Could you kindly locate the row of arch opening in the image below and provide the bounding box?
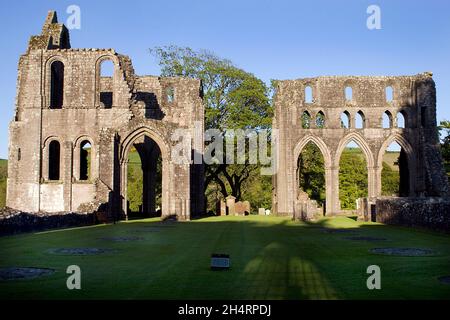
[300,110,410,129]
[46,139,93,181]
[295,135,412,213]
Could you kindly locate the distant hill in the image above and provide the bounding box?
[0,159,7,209]
[383,151,400,172]
[345,148,399,171]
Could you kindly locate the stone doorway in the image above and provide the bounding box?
[120,129,170,220]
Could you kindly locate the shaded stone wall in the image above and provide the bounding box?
[273,73,449,216]
[375,197,450,232]
[0,209,95,236]
[6,11,205,221]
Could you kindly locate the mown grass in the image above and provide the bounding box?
[0,215,449,300]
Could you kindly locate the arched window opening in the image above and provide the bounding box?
[297,142,326,215]
[355,111,365,129]
[99,59,114,109]
[50,61,64,109]
[301,111,312,129]
[80,141,92,181]
[339,140,368,210]
[48,140,61,181]
[345,86,353,101]
[397,111,406,128]
[381,141,409,197]
[341,111,351,129]
[386,86,394,102]
[316,111,325,128]
[382,111,393,128]
[305,86,313,103]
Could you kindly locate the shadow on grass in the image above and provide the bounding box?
[0,215,449,300]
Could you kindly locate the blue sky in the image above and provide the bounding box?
[0,0,449,158]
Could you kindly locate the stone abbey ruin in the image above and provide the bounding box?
[4,11,450,231]
[272,74,449,223]
[6,11,204,221]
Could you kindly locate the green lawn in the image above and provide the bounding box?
[0,215,449,300]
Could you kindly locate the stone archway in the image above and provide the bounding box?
[376,134,416,197]
[334,132,375,213]
[294,135,333,214]
[119,127,171,219]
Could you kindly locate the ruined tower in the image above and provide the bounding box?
[7,11,205,220]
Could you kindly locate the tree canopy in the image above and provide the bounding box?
[151,46,272,207]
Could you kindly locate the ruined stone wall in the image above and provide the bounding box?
[0,209,95,236]
[273,73,449,216]
[375,197,450,232]
[6,11,205,221]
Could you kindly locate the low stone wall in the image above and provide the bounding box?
[375,197,450,232]
[0,208,97,236]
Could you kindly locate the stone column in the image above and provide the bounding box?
[63,141,73,212]
[368,166,377,198]
[374,165,383,197]
[325,166,333,215]
[329,166,340,215]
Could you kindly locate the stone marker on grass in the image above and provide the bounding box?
[211,254,230,270]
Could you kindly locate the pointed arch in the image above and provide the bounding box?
[120,126,170,164]
[377,133,416,196]
[294,135,331,215]
[397,110,407,128]
[294,135,332,168]
[120,126,171,218]
[336,133,374,210]
[355,110,366,129]
[341,111,351,128]
[315,111,325,128]
[335,132,374,168]
[377,134,414,170]
[382,110,393,128]
[301,110,312,129]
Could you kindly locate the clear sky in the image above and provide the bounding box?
[0,0,449,158]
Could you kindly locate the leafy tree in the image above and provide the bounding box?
[297,143,325,204]
[126,148,163,213]
[381,161,400,196]
[339,148,368,209]
[439,120,450,164]
[127,149,143,212]
[151,46,272,202]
